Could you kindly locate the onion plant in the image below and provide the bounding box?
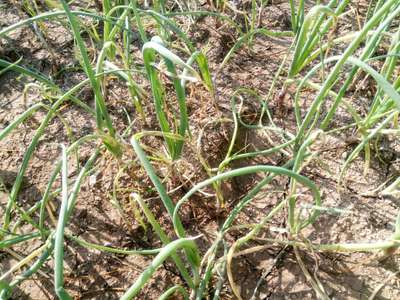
[142,36,210,160]
[1,0,400,299]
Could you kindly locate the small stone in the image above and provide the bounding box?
[89,175,97,186]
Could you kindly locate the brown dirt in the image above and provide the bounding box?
[1,0,400,299]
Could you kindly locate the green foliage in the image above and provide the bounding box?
[1,0,400,299]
